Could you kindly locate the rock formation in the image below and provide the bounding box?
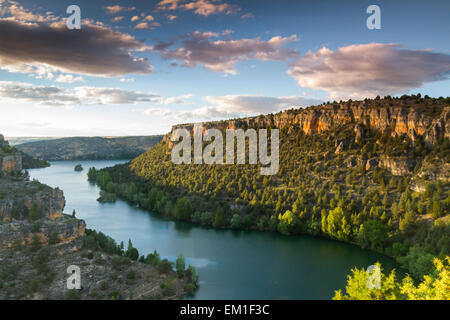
[0,134,85,248]
[169,98,450,146]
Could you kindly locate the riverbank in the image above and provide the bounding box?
[29,160,407,299]
[88,160,449,280]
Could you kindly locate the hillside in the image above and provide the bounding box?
[89,95,449,284]
[6,137,58,146]
[16,135,164,161]
[0,136,198,300]
[1,134,49,170]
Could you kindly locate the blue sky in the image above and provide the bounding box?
[0,0,449,136]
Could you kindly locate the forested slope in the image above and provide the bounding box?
[89,95,450,292]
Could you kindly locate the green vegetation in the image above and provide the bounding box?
[334,257,449,300]
[84,229,198,290]
[21,152,50,169]
[16,135,164,161]
[89,131,449,279]
[28,203,41,222]
[74,164,83,172]
[88,96,449,299]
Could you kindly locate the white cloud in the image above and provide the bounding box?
[288,43,450,99]
[175,95,322,121]
[161,94,193,105]
[144,108,172,117]
[157,0,240,17]
[74,87,161,105]
[105,5,136,14]
[134,22,149,29]
[143,15,155,21]
[1,0,59,23]
[0,81,80,105]
[155,32,299,74]
[0,81,161,106]
[55,74,84,83]
[111,16,124,22]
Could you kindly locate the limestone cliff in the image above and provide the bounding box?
[1,134,22,175]
[169,97,449,146]
[0,135,85,248]
[0,215,86,249]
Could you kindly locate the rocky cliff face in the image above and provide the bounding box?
[169,98,450,146]
[0,174,85,248]
[0,134,22,175]
[0,134,85,249]
[0,154,22,175]
[0,180,65,222]
[0,215,85,249]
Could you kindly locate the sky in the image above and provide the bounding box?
[0,0,449,137]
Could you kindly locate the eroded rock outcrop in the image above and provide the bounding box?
[0,154,22,175]
[169,98,450,147]
[0,135,85,249]
[0,215,85,249]
[380,156,416,176]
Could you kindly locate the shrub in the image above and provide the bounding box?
[111,256,131,271]
[175,254,186,278]
[28,203,41,222]
[65,289,81,300]
[158,259,173,274]
[127,269,136,280]
[145,250,160,266]
[48,232,60,245]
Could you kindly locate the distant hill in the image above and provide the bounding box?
[15,136,164,161]
[6,137,58,146]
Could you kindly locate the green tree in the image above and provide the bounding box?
[399,210,417,235]
[175,254,186,278]
[230,214,242,229]
[334,257,449,300]
[357,219,388,252]
[431,201,443,219]
[125,239,139,261]
[175,198,193,221]
[213,207,226,228]
[28,203,41,222]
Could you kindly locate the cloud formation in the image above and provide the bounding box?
[0,82,161,106]
[0,19,153,77]
[154,32,299,74]
[288,43,450,99]
[157,0,240,17]
[1,0,59,22]
[0,81,80,106]
[55,74,84,83]
[161,94,193,105]
[174,95,321,120]
[105,5,136,14]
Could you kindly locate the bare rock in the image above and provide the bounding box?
[335,141,345,154]
[380,156,416,176]
[0,154,22,175]
[365,159,379,171]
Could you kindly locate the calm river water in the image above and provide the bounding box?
[28,160,401,300]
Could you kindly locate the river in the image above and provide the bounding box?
[28,160,401,300]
